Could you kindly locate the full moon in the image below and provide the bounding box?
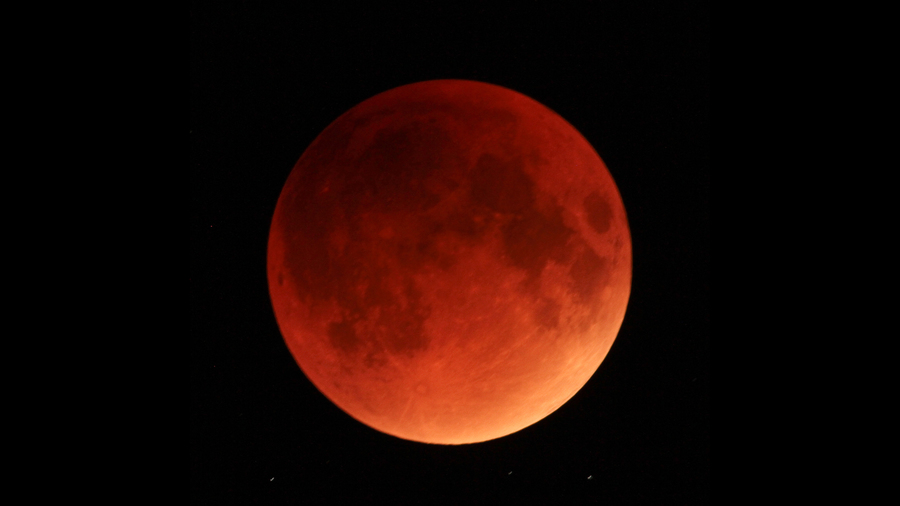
[267,80,631,445]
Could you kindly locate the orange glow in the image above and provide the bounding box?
[267,80,631,444]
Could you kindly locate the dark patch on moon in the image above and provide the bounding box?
[282,116,485,368]
[534,297,562,329]
[355,120,461,213]
[315,256,433,366]
[501,207,574,280]
[468,152,576,283]
[584,191,613,235]
[462,146,603,328]
[412,236,456,272]
[569,247,608,303]
[365,276,432,357]
[363,348,388,370]
[470,154,536,214]
[328,319,360,353]
[443,210,489,239]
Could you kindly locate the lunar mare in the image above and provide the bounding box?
[267,80,631,444]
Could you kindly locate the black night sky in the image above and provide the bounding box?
[191,2,709,504]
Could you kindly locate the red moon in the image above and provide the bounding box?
[267,80,631,445]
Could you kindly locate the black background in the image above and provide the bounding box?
[191,2,709,504]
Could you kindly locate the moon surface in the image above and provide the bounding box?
[267,80,631,445]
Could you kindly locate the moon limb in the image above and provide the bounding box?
[267,80,631,444]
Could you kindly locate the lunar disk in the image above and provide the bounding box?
[267,80,631,445]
